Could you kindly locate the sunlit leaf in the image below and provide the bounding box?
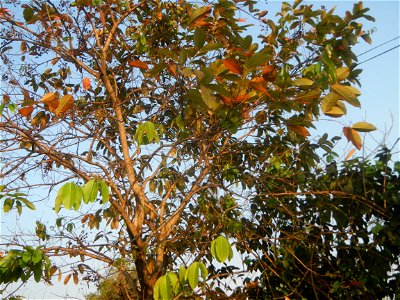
[188,5,211,25]
[55,94,74,116]
[82,77,91,91]
[345,148,357,160]
[351,121,377,132]
[18,105,34,118]
[223,59,244,75]
[128,60,149,70]
[287,124,310,137]
[343,127,362,150]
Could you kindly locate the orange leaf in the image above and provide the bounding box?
[219,94,234,106]
[18,106,34,118]
[41,92,59,112]
[236,18,246,22]
[343,127,362,150]
[167,60,178,77]
[345,148,357,161]
[223,59,243,75]
[82,77,91,91]
[64,274,71,285]
[262,65,277,82]
[128,60,149,70]
[55,95,74,117]
[235,93,251,104]
[287,124,310,137]
[249,77,270,96]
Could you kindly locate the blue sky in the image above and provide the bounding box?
[1,1,399,299]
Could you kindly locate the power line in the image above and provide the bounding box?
[357,36,400,57]
[357,44,400,66]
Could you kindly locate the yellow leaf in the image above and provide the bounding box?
[351,121,377,132]
[336,67,350,81]
[55,94,74,117]
[223,58,243,75]
[295,89,321,104]
[331,84,361,105]
[41,92,59,112]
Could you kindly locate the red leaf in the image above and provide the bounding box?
[18,105,34,118]
[128,60,149,70]
[223,59,244,75]
[82,77,91,91]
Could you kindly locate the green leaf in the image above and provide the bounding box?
[179,266,187,285]
[22,251,32,263]
[98,180,110,204]
[186,262,200,290]
[20,198,36,210]
[200,85,221,111]
[293,78,314,87]
[351,121,377,132]
[55,182,82,212]
[194,28,206,49]
[32,261,42,282]
[3,198,14,213]
[211,236,232,263]
[153,277,161,300]
[159,275,172,299]
[23,7,35,23]
[245,51,272,69]
[31,249,42,264]
[82,179,99,204]
[188,6,211,25]
[166,272,180,295]
[0,184,5,192]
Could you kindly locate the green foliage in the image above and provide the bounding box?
[237,147,400,299]
[55,180,109,213]
[0,247,50,285]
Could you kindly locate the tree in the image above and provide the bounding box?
[0,0,387,298]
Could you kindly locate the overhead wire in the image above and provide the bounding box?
[357,44,400,66]
[357,35,400,57]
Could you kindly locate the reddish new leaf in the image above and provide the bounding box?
[223,59,244,75]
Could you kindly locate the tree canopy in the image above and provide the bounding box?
[1,0,398,299]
